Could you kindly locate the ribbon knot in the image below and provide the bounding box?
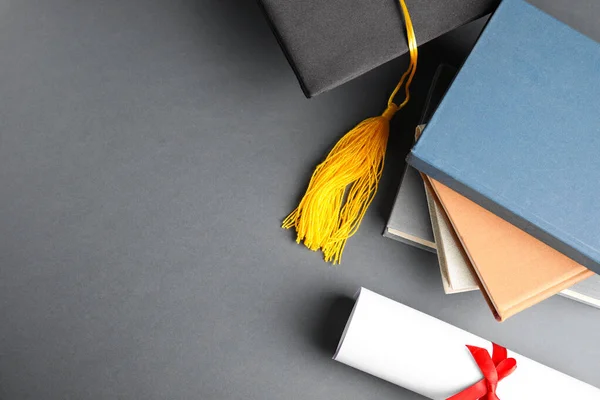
[447,343,517,400]
[486,381,498,399]
[381,103,399,120]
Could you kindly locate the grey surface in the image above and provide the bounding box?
[0,1,598,399]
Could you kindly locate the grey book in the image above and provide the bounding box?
[383,65,457,252]
[384,164,436,253]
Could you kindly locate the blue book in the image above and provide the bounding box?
[408,0,600,273]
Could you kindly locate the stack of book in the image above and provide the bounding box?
[386,0,600,321]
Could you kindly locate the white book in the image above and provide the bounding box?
[560,275,600,308]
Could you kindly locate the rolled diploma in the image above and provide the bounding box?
[333,288,599,399]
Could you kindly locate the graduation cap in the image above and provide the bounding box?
[258,0,497,97]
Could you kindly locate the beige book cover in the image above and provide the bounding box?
[426,177,594,321]
[423,179,478,294]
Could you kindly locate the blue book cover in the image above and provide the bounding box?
[407,0,600,273]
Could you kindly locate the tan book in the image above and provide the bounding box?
[425,176,594,321]
[424,178,600,308]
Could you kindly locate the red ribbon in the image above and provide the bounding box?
[446,343,517,400]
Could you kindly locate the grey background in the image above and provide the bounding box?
[0,1,598,399]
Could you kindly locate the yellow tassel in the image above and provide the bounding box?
[283,0,418,264]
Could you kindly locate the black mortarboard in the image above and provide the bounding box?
[258,0,497,97]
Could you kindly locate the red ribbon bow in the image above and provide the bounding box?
[447,343,517,400]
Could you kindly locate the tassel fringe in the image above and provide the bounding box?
[282,106,395,264]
